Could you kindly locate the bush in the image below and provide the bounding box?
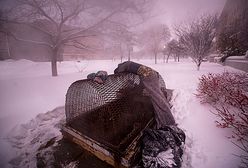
[196,72,248,167]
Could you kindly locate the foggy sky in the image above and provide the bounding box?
[0,0,227,36]
[0,0,227,27]
[153,0,227,27]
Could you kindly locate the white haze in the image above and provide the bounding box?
[153,0,226,25]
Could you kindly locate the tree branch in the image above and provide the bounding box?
[6,31,53,48]
[61,10,119,43]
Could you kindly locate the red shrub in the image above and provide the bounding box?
[197,72,248,167]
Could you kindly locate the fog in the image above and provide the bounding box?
[148,0,226,27]
[0,0,227,29]
[0,0,227,63]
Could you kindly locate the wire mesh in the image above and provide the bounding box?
[65,73,166,152]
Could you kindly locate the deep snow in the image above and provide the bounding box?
[0,58,243,168]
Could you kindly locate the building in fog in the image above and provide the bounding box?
[0,21,53,61]
[0,20,105,61]
[216,0,248,56]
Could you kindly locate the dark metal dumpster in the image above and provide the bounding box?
[62,73,156,167]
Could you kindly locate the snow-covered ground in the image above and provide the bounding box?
[0,58,243,167]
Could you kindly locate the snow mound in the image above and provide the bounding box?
[7,106,65,168]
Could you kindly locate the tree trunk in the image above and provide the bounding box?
[177,54,179,62]
[51,47,58,76]
[197,62,201,71]
[155,53,157,64]
[119,43,123,63]
[121,53,123,63]
[166,52,171,63]
[6,33,11,58]
[128,48,131,61]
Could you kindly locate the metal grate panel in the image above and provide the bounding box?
[64,72,169,153]
[65,73,142,123]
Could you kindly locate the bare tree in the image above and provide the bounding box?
[1,0,153,76]
[165,39,184,63]
[140,24,170,64]
[175,15,217,70]
[110,25,137,62]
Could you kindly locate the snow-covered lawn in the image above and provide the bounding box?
[0,59,243,167]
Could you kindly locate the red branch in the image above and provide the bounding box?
[196,72,248,167]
